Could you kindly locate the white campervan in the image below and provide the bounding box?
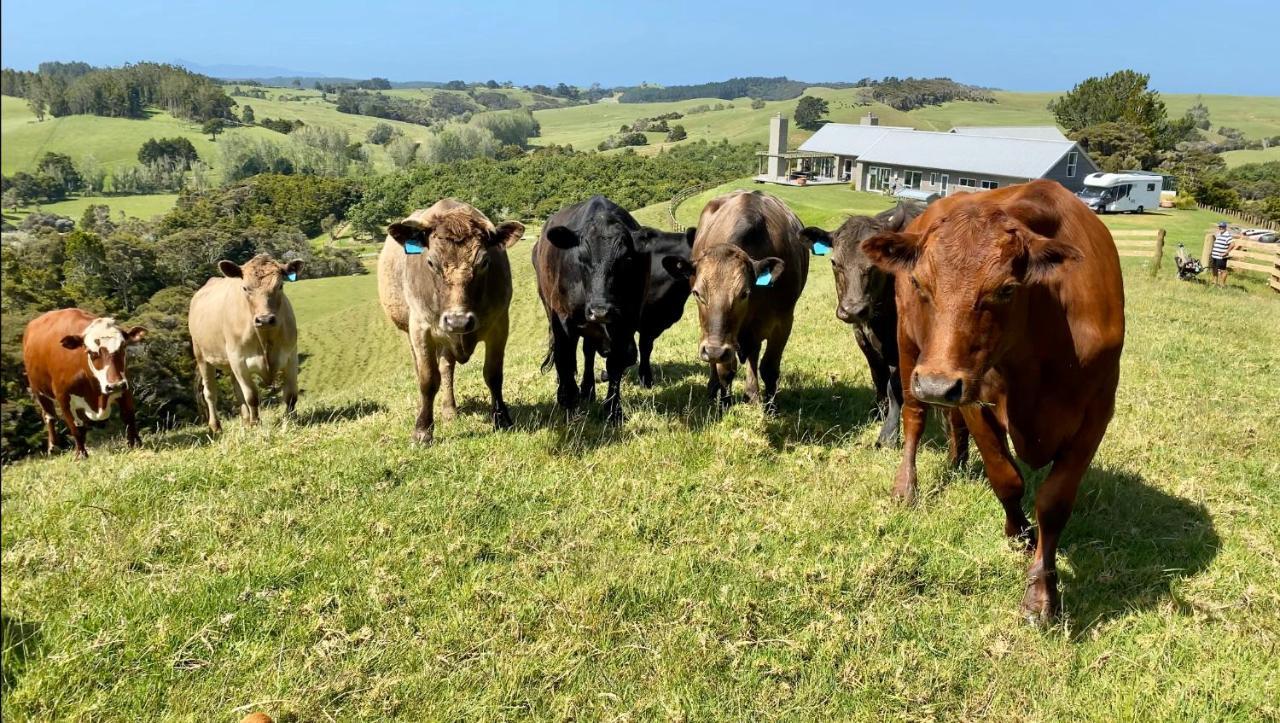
[1077,172,1162,214]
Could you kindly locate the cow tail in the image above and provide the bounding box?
[540,332,554,374]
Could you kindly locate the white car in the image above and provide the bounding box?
[1242,228,1277,243]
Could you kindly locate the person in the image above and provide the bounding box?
[1209,221,1238,287]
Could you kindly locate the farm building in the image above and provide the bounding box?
[755,114,1098,194]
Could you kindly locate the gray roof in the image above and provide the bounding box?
[949,126,1068,141]
[797,123,1081,179]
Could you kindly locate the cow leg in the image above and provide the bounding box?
[893,339,925,503]
[551,321,579,413]
[484,323,514,430]
[120,389,141,448]
[195,359,221,433]
[283,350,300,416]
[758,318,792,417]
[741,339,762,406]
[409,322,441,443]
[437,350,457,422]
[33,392,59,454]
[709,361,735,409]
[879,363,903,448]
[601,345,629,425]
[230,362,260,426]
[960,405,1032,545]
[637,332,656,388]
[946,408,971,468]
[861,340,893,446]
[580,339,596,403]
[1022,409,1112,624]
[56,397,88,459]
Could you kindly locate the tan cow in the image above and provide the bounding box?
[378,199,524,443]
[189,254,302,432]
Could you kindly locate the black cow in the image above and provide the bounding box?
[533,196,653,424]
[584,226,697,390]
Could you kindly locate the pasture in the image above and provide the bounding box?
[2,184,1277,720]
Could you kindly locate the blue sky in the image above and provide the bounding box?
[1,0,1275,94]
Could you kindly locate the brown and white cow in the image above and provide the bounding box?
[22,308,148,458]
[862,179,1125,622]
[378,199,524,443]
[189,254,302,432]
[662,190,825,412]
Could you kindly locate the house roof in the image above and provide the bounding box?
[797,123,1082,179]
[949,126,1068,141]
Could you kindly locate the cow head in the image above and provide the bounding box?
[862,202,1079,406]
[544,210,647,325]
[61,317,147,395]
[662,245,784,365]
[219,254,303,328]
[388,211,524,334]
[830,203,922,323]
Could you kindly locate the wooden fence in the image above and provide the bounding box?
[1197,204,1274,229]
[1111,228,1167,279]
[1198,228,1280,292]
[667,183,716,231]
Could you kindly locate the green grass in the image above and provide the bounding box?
[2,193,181,224]
[1221,146,1280,167]
[3,185,1278,719]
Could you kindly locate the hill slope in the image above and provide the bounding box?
[4,189,1278,719]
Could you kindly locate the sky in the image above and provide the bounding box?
[1,0,1276,95]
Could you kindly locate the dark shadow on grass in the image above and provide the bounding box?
[291,399,387,427]
[1030,465,1220,634]
[1,615,41,693]
[764,378,881,449]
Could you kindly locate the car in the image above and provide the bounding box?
[1241,228,1277,243]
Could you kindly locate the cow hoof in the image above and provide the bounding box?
[762,399,779,417]
[890,473,917,504]
[127,437,142,449]
[1020,581,1060,627]
[557,387,579,411]
[74,449,89,460]
[874,432,898,449]
[603,402,625,426]
[579,384,596,403]
[439,406,457,422]
[493,405,514,430]
[1008,524,1037,553]
[411,428,434,445]
[638,368,654,388]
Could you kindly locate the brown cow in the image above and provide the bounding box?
[862,179,1125,622]
[189,254,302,432]
[662,190,825,412]
[22,308,148,458]
[378,199,524,443]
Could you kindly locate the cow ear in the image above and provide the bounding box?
[490,221,525,249]
[283,259,303,280]
[218,260,243,278]
[861,231,923,273]
[1023,232,1081,284]
[61,334,85,350]
[545,225,578,250]
[662,255,693,280]
[684,227,696,247]
[124,326,148,343]
[800,226,832,256]
[751,257,785,287]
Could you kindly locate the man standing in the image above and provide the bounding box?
[1210,221,1238,287]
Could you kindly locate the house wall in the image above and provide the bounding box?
[860,163,1027,195]
[1040,144,1097,192]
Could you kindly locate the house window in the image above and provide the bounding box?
[903,170,922,189]
[958,178,977,187]
[1066,151,1078,178]
[929,172,937,186]
[980,180,999,189]
[867,166,891,191]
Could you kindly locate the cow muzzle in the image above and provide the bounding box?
[440,310,478,334]
[837,301,870,323]
[699,342,735,364]
[105,379,128,393]
[911,371,965,406]
[254,313,277,327]
[585,303,616,324]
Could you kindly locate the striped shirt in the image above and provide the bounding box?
[1211,231,1234,260]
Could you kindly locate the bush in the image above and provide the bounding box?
[366,122,397,145]
[750,99,766,110]
[138,137,200,169]
[469,110,539,147]
[666,125,687,142]
[597,132,649,151]
[420,125,499,164]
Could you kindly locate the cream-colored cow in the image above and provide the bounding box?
[189,254,302,432]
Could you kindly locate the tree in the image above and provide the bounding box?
[443,80,468,91]
[366,122,396,145]
[1185,98,1211,130]
[241,104,255,124]
[485,80,499,89]
[37,152,84,194]
[387,135,419,168]
[202,118,225,140]
[138,137,199,169]
[1072,122,1158,171]
[1048,70,1166,136]
[291,78,302,88]
[419,125,499,164]
[469,110,538,148]
[666,125,687,142]
[794,95,829,130]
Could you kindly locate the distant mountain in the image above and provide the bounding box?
[172,59,328,81]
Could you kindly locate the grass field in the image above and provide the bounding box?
[1222,146,1280,167]
[1,193,182,225]
[3,182,1278,719]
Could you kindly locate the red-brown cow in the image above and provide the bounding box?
[22,308,148,458]
[862,180,1125,622]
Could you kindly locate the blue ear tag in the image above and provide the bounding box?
[403,241,424,255]
[754,272,773,287]
[812,241,831,256]
[286,272,298,282]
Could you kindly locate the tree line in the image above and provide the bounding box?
[619,77,812,103]
[1,61,236,122]
[855,76,996,111]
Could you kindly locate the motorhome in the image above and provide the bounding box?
[1077,172,1162,213]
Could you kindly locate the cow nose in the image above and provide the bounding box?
[911,371,965,406]
[254,314,277,327]
[699,343,735,364]
[838,302,869,322]
[106,379,128,392]
[585,304,614,323]
[441,311,477,333]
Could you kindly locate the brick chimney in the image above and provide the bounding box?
[861,113,879,126]
[767,114,789,178]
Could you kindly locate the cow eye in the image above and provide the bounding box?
[242,285,250,293]
[910,276,931,302]
[692,289,705,305]
[475,254,490,270]
[425,257,438,271]
[987,284,1019,304]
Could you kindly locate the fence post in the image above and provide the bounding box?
[1149,228,1165,279]
[1201,231,1214,268]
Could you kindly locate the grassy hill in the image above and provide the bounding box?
[4,183,1278,719]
